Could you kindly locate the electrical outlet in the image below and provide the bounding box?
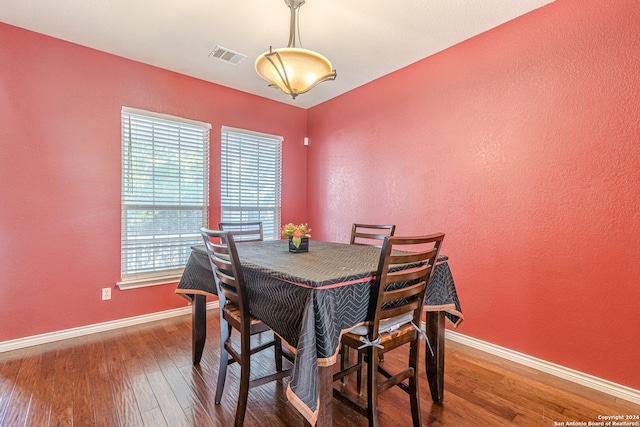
[102,287,112,300]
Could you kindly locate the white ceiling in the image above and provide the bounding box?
[1,0,554,109]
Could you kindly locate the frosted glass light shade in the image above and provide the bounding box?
[255,47,337,99]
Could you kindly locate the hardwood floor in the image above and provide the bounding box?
[0,312,638,426]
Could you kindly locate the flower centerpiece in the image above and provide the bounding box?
[282,223,311,253]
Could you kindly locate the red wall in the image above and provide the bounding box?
[0,23,308,342]
[307,0,640,389]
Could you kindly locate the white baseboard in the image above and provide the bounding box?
[445,330,640,405]
[0,301,219,353]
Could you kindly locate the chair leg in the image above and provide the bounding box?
[274,334,283,372]
[215,319,231,404]
[235,366,250,427]
[234,328,252,427]
[366,347,379,427]
[340,344,349,385]
[357,351,365,396]
[408,338,422,427]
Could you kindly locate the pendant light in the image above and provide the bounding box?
[255,0,337,99]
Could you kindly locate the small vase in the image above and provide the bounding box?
[288,236,309,253]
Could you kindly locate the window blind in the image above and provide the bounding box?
[221,127,282,240]
[121,108,210,281]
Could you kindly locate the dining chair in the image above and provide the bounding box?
[218,221,264,242]
[201,228,291,427]
[342,223,397,373]
[350,223,396,246]
[333,233,445,427]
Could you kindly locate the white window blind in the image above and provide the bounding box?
[221,127,282,240]
[121,107,210,284]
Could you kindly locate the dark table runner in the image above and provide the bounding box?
[175,239,463,425]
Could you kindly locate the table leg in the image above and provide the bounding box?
[303,364,333,427]
[424,310,445,404]
[192,294,207,365]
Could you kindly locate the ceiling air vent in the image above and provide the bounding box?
[209,46,246,65]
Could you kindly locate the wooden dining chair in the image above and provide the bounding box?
[201,228,291,427]
[333,233,445,427]
[218,221,264,242]
[350,223,396,246]
[342,223,397,373]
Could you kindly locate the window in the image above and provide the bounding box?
[221,127,282,240]
[119,107,210,288]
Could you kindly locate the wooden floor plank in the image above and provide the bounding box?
[72,367,97,426]
[146,369,190,427]
[140,406,169,427]
[0,355,23,425]
[88,339,120,427]
[183,403,218,427]
[113,387,145,427]
[177,364,229,427]
[0,353,40,427]
[122,356,160,414]
[158,349,200,410]
[24,346,57,427]
[48,345,76,427]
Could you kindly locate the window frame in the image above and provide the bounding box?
[220,126,283,241]
[118,107,211,289]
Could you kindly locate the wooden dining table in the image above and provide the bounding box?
[175,239,463,427]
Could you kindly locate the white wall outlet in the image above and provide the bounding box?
[102,287,112,300]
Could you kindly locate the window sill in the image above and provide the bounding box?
[117,273,183,290]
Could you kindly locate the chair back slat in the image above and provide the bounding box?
[388,247,437,265]
[381,281,426,304]
[218,221,264,242]
[386,265,430,284]
[380,300,423,321]
[367,233,445,341]
[350,223,396,246]
[215,272,240,306]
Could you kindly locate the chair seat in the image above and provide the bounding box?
[222,303,272,335]
[342,322,417,354]
[348,312,414,336]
